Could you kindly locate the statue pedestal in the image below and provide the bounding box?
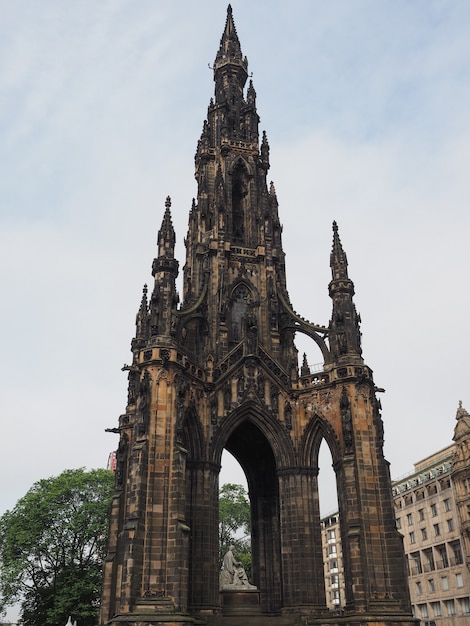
[219,588,260,616]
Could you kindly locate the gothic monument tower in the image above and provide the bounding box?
[100,7,417,626]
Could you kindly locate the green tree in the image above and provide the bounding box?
[0,468,114,626]
[219,483,251,575]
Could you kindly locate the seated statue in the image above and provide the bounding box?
[219,545,256,590]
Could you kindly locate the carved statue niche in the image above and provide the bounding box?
[115,432,129,489]
[340,386,353,454]
[284,401,293,430]
[231,161,249,244]
[136,372,151,437]
[127,369,137,406]
[270,384,279,414]
[245,305,258,355]
[230,284,251,342]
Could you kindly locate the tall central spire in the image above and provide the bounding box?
[214,5,246,71]
[178,4,290,366]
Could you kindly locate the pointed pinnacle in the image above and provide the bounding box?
[139,284,148,312]
[158,196,176,251]
[162,196,174,227]
[330,220,348,272]
[216,4,243,65]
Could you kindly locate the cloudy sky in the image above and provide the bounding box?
[1,0,470,540]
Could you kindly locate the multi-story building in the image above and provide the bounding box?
[393,445,469,624]
[320,513,345,612]
[321,402,470,624]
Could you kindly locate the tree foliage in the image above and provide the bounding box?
[0,468,114,626]
[219,483,251,574]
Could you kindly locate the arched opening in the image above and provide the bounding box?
[220,419,282,614]
[318,440,338,517]
[219,451,251,578]
[318,439,343,612]
[294,330,326,376]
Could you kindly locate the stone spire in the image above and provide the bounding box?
[157,196,176,258]
[214,4,247,75]
[134,284,149,346]
[149,197,179,339]
[328,221,362,362]
[330,220,349,281]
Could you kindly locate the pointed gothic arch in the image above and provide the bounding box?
[210,400,296,613]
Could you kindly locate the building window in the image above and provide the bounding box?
[459,597,470,614]
[430,503,438,517]
[409,531,415,544]
[327,529,335,543]
[330,589,340,605]
[418,603,428,619]
[418,508,425,521]
[433,523,440,537]
[441,576,449,591]
[456,572,463,588]
[415,581,422,595]
[447,518,454,532]
[428,579,435,593]
[445,599,456,616]
[450,540,463,565]
[443,498,451,512]
[436,545,448,568]
[330,574,339,589]
[421,527,427,541]
[410,552,422,575]
[329,559,338,572]
[431,601,442,617]
[396,517,401,529]
[423,548,435,572]
[407,513,413,526]
[327,544,337,556]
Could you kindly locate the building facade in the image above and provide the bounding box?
[99,7,416,626]
[320,513,345,613]
[320,402,470,625]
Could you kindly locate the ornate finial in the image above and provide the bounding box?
[301,353,310,376]
[247,79,256,104]
[456,401,470,420]
[158,197,176,253]
[261,131,270,168]
[330,220,348,274]
[139,284,149,312]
